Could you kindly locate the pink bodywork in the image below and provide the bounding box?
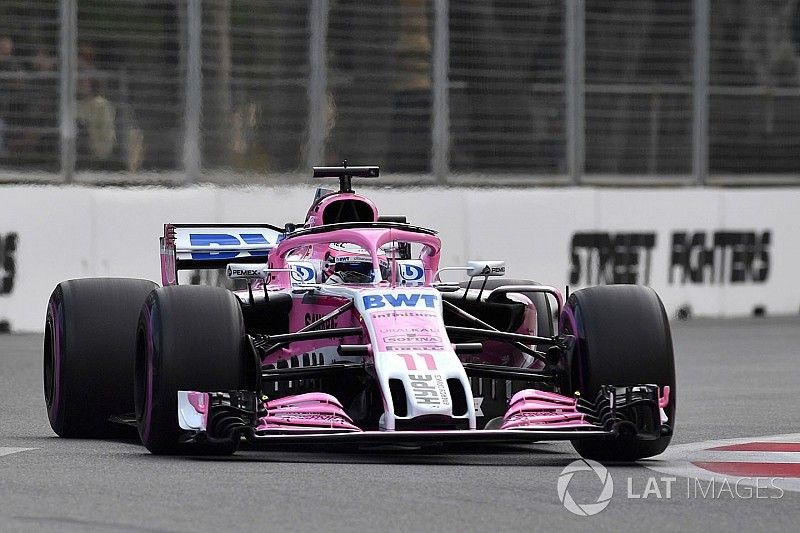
[166,189,585,434]
[260,225,445,369]
[500,389,594,430]
[187,391,209,428]
[304,192,379,228]
[256,393,361,432]
[268,226,442,287]
[160,224,178,286]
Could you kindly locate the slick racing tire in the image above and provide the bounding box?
[44,278,158,437]
[135,285,252,455]
[564,285,675,461]
[459,278,553,337]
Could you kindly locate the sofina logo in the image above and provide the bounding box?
[557,459,614,516]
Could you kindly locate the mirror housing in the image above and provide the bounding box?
[466,260,506,277]
[226,264,269,280]
[226,261,318,283]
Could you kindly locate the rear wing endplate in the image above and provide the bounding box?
[161,224,283,285]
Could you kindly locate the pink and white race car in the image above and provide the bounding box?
[43,165,675,460]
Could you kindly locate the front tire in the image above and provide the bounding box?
[44,278,158,437]
[135,285,252,454]
[564,285,675,461]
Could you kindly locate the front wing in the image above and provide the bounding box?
[176,385,669,448]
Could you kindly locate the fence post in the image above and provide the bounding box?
[431,0,450,183]
[59,0,77,183]
[182,0,203,183]
[565,0,585,184]
[306,0,329,169]
[692,0,710,185]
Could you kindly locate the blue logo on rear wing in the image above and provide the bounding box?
[170,226,283,261]
[188,233,273,260]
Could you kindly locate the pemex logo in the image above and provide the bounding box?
[557,459,614,516]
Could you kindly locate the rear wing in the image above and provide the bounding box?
[160,224,283,286]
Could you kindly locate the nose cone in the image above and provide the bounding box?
[355,288,476,431]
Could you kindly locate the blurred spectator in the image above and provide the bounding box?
[389,0,431,172]
[0,36,14,65]
[8,45,59,168]
[232,100,269,170]
[0,36,23,158]
[77,77,116,168]
[30,46,56,72]
[126,124,144,172]
[78,41,96,71]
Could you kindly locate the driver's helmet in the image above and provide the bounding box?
[323,243,390,284]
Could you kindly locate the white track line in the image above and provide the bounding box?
[0,447,36,457]
[680,450,800,463]
[645,433,800,493]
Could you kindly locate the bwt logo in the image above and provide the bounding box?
[362,293,437,310]
[189,233,272,259]
[0,232,17,295]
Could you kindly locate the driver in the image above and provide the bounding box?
[322,244,391,284]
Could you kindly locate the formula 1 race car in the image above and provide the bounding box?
[43,164,675,460]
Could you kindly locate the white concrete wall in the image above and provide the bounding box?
[1,185,797,331]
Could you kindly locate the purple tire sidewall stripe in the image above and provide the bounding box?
[141,304,155,443]
[560,304,583,390]
[48,299,63,417]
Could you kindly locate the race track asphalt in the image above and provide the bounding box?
[1,317,799,532]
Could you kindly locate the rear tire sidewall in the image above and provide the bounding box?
[135,285,251,455]
[564,285,676,461]
[44,288,68,435]
[44,278,158,437]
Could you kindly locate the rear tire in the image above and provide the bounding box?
[135,285,252,455]
[44,278,158,437]
[564,285,675,461]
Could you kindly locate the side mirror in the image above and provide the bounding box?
[466,260,506,277]
[226,264,268,280]
[226,262,318,283]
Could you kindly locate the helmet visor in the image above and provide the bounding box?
[332,258,391,283]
